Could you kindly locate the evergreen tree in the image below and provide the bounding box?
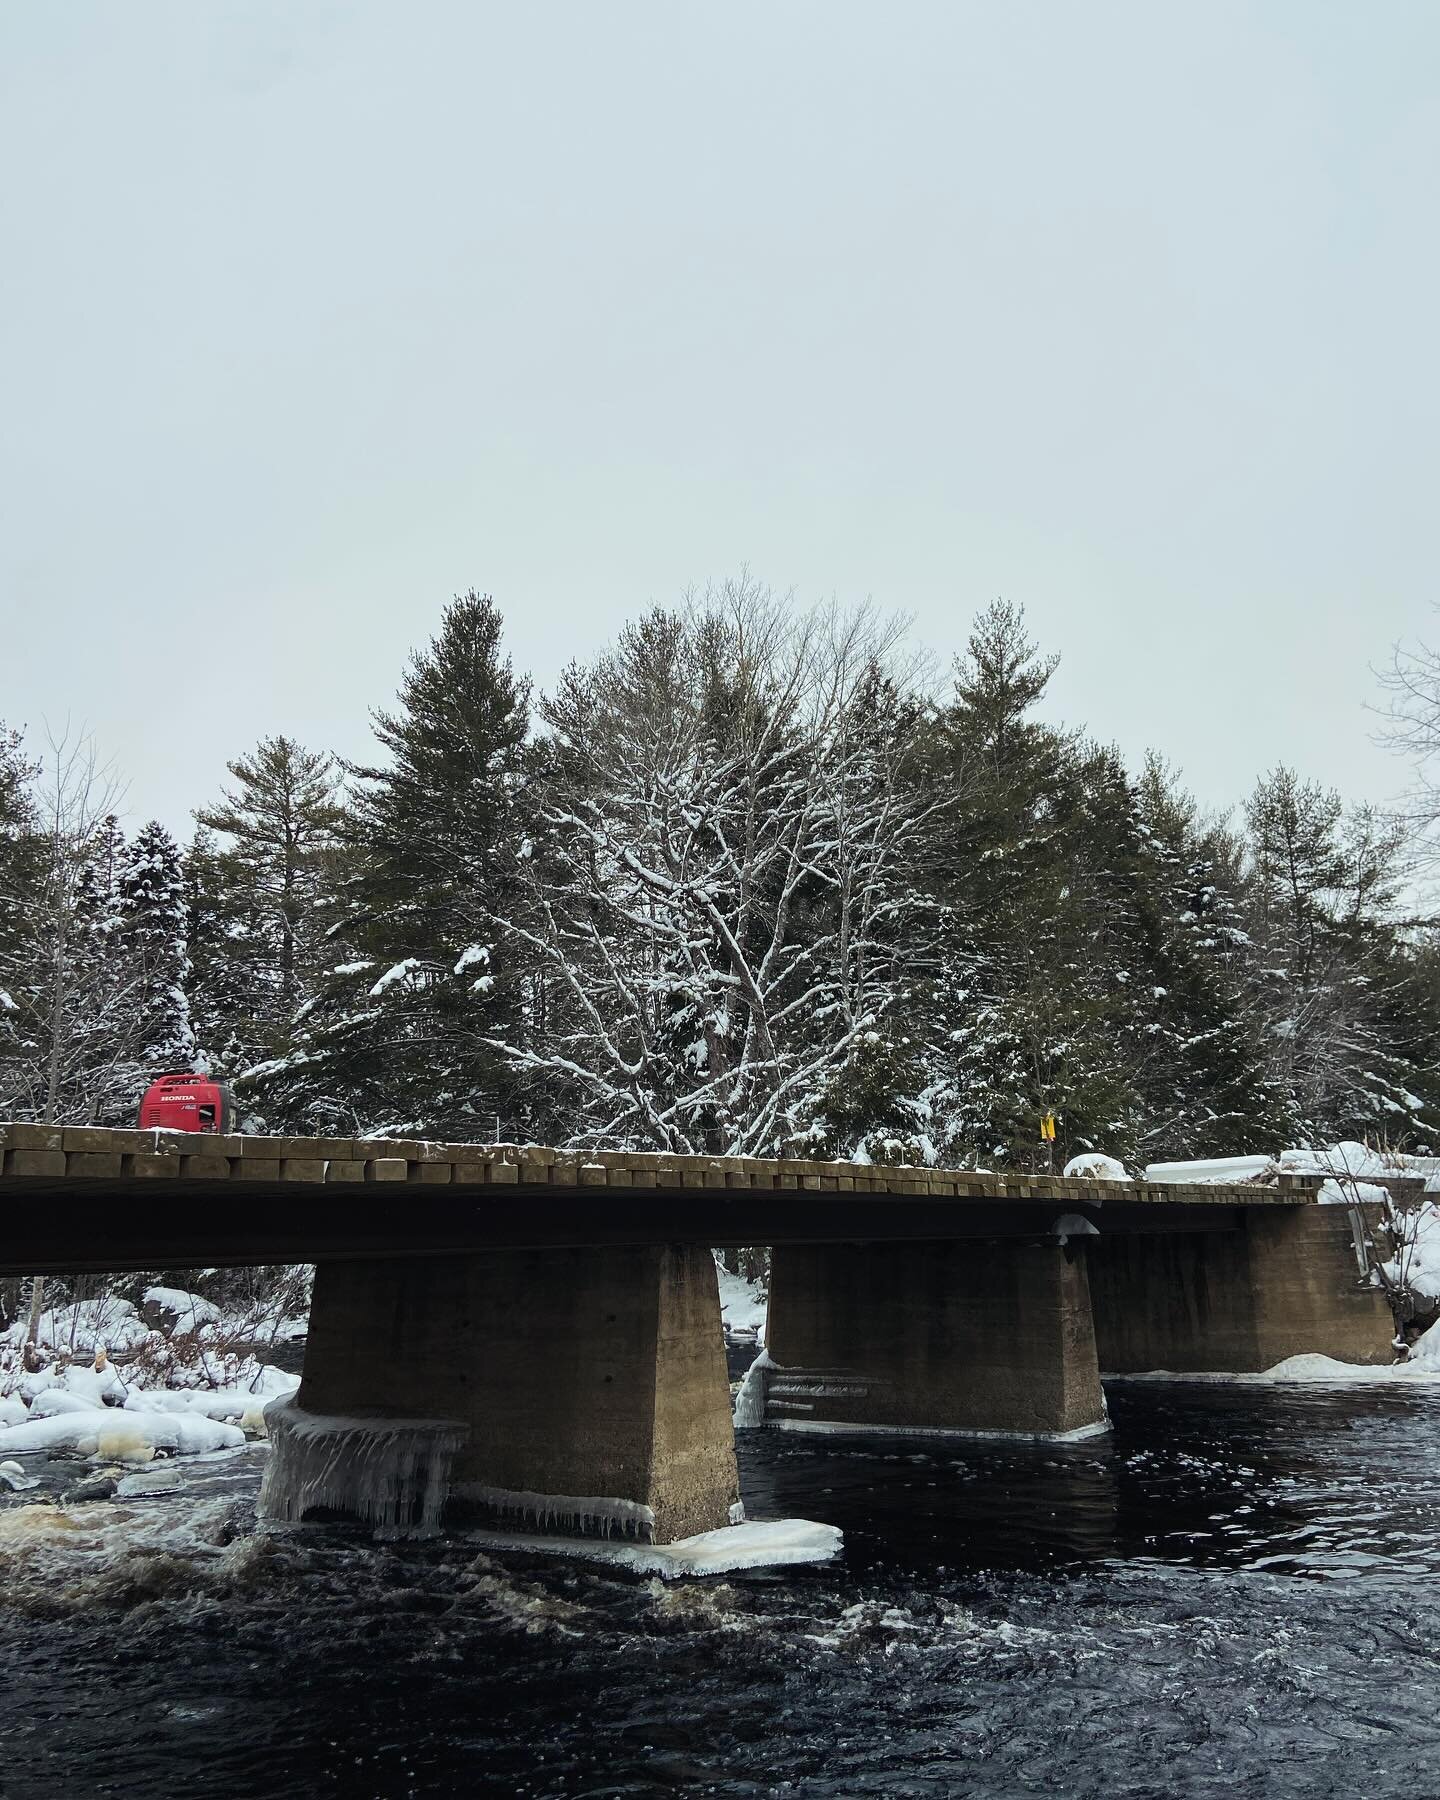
[1243,770,1427,1141]
[116,821,195,1082]
[926,601,1129,1165]
[255,592,532,1136]
[0,725,42,1109]
[1133,762,1293,1155]
[182,826,272,1076]
[194,735,345,1057]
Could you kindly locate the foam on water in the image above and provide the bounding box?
[6,1387,1440,1797]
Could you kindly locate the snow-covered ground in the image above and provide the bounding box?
[1,1280,304,1466]
[3,1285,307,1362]
[715,1264,767,1340]
[1110,1316,1440,1385]
[1384,1201,1440,1309]
[0,1353,300,1464]
[1064,1153,1131,1181]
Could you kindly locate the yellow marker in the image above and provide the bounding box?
[1040,1113,1056,1142]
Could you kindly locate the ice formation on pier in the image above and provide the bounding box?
[732,1350,774,1429]
[259,1397,468,1538]
[457,1480,657,1540]
[465,1516,844,1578]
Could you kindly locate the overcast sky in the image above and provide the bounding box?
[3,2,1435,838]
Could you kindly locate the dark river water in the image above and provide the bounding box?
[2,1380,1439,1800]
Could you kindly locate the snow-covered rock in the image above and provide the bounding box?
[1409,1316,1440,1367]
[123,1384,285,1436]
[1064,1153,1130,1181]
[61,1359,127,1406]
[0,1408,245,1461]
[26,1388,103,1420]
[141,1286,221,1332]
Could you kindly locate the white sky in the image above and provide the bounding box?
[3,1,1436,838]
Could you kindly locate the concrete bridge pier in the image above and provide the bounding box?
[263,1243,741,1541]
[757,1237,1108,1439]
[1087,1204,1396,1374]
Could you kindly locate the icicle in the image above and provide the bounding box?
[260,1398,468,1539]
[456,1480,656,1541]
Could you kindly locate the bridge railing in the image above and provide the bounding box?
[0,1121,1303,1205]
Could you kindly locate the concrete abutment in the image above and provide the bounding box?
[759,1238,1108,1439]
[267,1243,740,1542]
[1086,1203,1396,1373]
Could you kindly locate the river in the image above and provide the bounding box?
[2,1379,1438,1799]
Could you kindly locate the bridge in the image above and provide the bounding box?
[0,1122,1395,1546]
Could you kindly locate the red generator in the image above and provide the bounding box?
[138,1072,238,1134]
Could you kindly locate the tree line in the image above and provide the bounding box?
[3,578,1436,1170]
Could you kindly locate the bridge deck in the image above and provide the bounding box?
[0,1123,1308,1273]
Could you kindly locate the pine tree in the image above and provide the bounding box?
[926,601,1119,1165]
[1132,761,1293,1156]
[0,725,42,1110]
[183,826,272,1076]
[194,736,345,1057]
[256,593,532,1137]
[116,821,195,1084]
[1244,770,1428,1142]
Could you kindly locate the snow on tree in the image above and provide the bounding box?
[921,601,1136,1165]
[116,820,195,1085]
[6,592,1438,1171]
[249,593,530,1137]
[485,580,935,1156]
[182,824,274,1078]
[1129,755,1293,1158]
[0,727,151,1128]
[1244,768,1427,1142]
[193,735,345,1064]
[0,724,42,1103]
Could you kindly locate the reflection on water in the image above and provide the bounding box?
[2,1383,1439,1798]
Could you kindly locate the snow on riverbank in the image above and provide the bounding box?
[1384,1201,1440,1307]
[1111,1318,1440,1385]
[1113,1358,1440,1386]
[716,1264,767,1340]
[0,1408,247,1459]
[0,1328,300,1464]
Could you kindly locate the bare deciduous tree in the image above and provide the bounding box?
[486,578,938,1155]
[0,726,138,1352]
